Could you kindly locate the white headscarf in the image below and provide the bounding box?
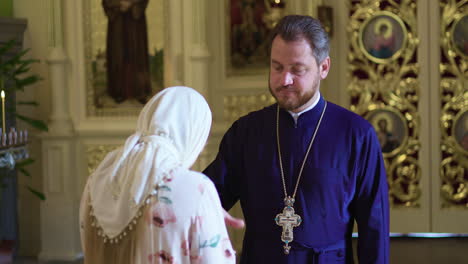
[88,86,212,239]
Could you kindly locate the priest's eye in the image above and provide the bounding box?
[271,63,283,72]
[292,67,306,75]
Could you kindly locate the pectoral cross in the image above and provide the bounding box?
[275,196,302,254]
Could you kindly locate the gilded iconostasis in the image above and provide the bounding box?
[347,0,422,208]
[439,0,468,208]
[348,0,467,211]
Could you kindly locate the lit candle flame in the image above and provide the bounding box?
[1,90,5,133]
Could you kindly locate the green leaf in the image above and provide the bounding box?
[13,66,30,75]
[159,196,172,204]
[15,58,39,68]
[15,75,42,89]
[26,186,46,201]
[13,61,40,77]
[18,167,30,177]
[16,158,34,177]
[15,113,48,131]
[0,40,16,57]
[158,185,171,192]
[208,234,221,247]
[3,49,29,66]
[16,158,35,167]
[199,234,221,249]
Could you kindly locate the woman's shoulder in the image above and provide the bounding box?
[161,169,220,221]
[173,168,213,185]
[170,168,218,200]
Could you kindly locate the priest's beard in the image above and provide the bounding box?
[269,77,320,112]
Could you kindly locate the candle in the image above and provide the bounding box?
[271,0,284,8]
[8,131,12,146]
[1,90,5,133]
[11,128,17,145]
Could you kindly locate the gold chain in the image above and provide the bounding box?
[276,101,327,200]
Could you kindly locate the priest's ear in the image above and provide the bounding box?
[319,56,331,80]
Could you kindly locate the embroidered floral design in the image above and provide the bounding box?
[197,183,205,194]
[158,196,172,205]
[158,185,172,192]
[145,179,177,228]
[181,240,189,256]
[181,237,203,263]
[194,216,203,231]
[148,202,176,227]
[148,250,174,264]
[162,171,174,183]
[190,255,202,264]
[156,184,172,205]
[199,234,221,249]
[222,238,234,258]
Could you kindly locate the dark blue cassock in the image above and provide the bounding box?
[204,97,389,264]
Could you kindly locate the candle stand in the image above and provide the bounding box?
[0,128,28,170]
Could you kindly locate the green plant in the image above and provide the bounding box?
[0,39,48,200]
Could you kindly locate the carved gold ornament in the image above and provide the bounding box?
[439,0,467,208]
[224,93,276,123]
[348,0,421,207]
[86,145,120,174]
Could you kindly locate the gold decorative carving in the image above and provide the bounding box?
[224,93,276,123]
[348,0,421,207]
[439,0,468,208]
[86,145,120,174]
[388,155,421,207]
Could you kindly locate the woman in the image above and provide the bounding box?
[80,86,235,263]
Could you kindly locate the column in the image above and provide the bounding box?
[184,0,211,97]
[39,0,80,261]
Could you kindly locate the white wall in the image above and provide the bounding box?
[13,0,50,257]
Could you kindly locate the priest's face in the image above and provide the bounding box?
[269,36,330,113]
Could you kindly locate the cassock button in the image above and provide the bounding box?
[336,250,344,257]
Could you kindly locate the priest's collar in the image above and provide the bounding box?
[287,91,321,125]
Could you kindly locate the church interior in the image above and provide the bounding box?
[0,0,467,263]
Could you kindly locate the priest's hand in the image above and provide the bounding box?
[223,209,245,229]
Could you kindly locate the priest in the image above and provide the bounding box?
[204,15,389,263]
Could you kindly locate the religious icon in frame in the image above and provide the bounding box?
[85,0,165,117]
[228,0,272,75]
[452,110,468,154]
[451,14,468,59]
[358,11,408,64]
[366,108,408,157]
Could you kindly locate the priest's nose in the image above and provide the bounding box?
[280,71,294,86]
